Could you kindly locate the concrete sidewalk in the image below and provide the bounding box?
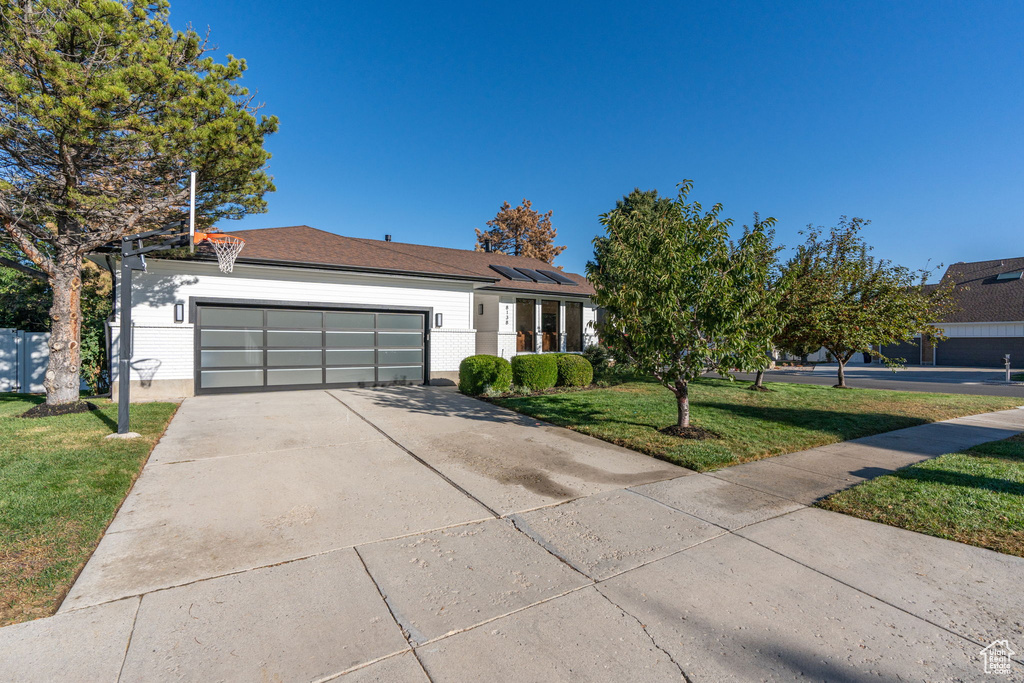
[2,388,1023,681]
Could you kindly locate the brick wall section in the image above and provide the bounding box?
[430,329,477,372]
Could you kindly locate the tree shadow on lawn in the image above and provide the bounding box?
[696,400,933,442]
[891,465,1024,496]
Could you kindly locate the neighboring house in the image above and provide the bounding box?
[878,257,1024,367]
[98,225,597,399]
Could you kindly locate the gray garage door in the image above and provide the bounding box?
[196,306,426,394]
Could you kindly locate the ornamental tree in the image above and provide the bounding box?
[0,0,277,410]
[780,217,953,388]
[587,182,779,432]
[475,199,566,263]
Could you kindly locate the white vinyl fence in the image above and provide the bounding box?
[0,328,51,393]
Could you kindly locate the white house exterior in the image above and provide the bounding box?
[102,226,597,399]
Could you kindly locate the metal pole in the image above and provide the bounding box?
[117,245,132,434]
[189,171,196,253]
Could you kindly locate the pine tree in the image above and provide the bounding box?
[0,0,277,409]
[475,199,566,263]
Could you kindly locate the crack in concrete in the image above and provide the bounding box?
[114,595,143,683]
[353,546,431,648]
[593,585,692,682]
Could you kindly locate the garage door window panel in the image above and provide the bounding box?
[378,331,422,347]
[327,331,375,348]
[200,349,263,367]
[267,367,324,386]
[326,349,376,365]
[267,349,323,367]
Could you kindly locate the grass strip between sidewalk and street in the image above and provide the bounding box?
[0,394,177,627]
[492,377,1022,472]
[819,434,1024,558]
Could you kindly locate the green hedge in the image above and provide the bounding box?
[511,354,558,391]
[458,354,512,395]
[556,354,593,387]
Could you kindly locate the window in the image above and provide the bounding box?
[516,298,535,352]
[565,302,583,352]
[542,300,559,352]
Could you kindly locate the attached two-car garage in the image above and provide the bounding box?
[195,304,427,394]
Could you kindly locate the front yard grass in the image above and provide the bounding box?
[819,435,1024,557]
[492,377,1021,471]
[0,394,177,626]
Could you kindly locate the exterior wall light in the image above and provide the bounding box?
[174,302,185,323]
[434,312,443,328]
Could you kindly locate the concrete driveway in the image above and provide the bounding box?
[2,387,1023,681]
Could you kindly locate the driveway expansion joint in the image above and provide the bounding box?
[326,390,502,519]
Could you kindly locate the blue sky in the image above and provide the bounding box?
[173,0,1023,279]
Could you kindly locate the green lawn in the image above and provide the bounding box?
[0,394,177,626]
[820,435,1024,557]
[493,377,1022,471]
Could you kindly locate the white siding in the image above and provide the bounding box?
[112,259,477,384]
[940,322,1024,338]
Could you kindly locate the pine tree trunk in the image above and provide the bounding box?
[835,359,847,388]
[44,257,84,406]
[675,380,690,428]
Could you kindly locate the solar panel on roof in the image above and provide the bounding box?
[489,264,532,281]
[514,268,558,284]
[538,269,577,285]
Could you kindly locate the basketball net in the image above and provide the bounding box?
[195,231,245,273]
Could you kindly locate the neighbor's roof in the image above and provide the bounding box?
[939,257,1024,323]
[224,225,595,296]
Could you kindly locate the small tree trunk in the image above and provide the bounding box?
[835,359,847,388]
[675,380,690,428]
[749,369,766,391]
[44,257,84,406]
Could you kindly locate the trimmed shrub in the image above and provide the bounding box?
[511,354,558,392]
[556,354,593,387]
[458,354,512,395]
[582,344,612,374]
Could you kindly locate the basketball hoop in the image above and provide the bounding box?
[195,231,245,273]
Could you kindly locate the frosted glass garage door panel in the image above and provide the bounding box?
[266,368,323,386]
[326,349,375,365]
[201,369,264,388]
[378,349,423,364]
[377,314,423,330]
[267,349,323,367]
[267,330,322,348]
[201,308,264,327]
[377,366,423,382]
[325,312,375,329]
[200,350,263,367]
[267,310,323,328]
[378,332,422,347]
[201,329,263,348]
[326,367,375,383]
[326,332,375,348]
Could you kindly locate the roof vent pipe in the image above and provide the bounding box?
[483,238,492,253]
[384,234,392,242]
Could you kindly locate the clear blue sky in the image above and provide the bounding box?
[173,0,1023,279]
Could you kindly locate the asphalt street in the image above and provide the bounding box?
[718,364,1024,398]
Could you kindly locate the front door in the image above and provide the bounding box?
[541,300,559,352]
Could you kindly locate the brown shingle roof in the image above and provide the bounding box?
[226,225,595,296]
[939,257,1024,323]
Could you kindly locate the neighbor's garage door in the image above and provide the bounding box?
[195,305,426,394]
